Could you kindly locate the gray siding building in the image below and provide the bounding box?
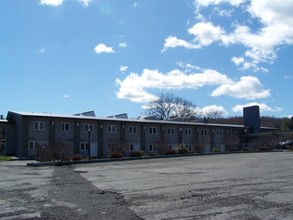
[3,107,278,158]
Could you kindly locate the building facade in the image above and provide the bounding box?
[4,107,278,159]
[5,111,251,158]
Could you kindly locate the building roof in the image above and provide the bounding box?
[7,111,248,129]
[0,119,8,123]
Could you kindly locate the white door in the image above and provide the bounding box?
[90,142,98,157]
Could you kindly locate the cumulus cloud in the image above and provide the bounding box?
[120,65,128,73]
[232,102,282,113]
[39,0,91,7]
[188,22,224,47]
[39,0,63,6]
[119,42,128,48]
[94,43,115,54]
[162,36,198,51]
[165,0,293,72]
[201,105,228,118]
[116,68,236,103]
[211,76,270,99]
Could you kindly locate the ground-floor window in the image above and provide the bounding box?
[108,143,116,151]
[28,141,48,150]
[125,143,134,151]
[80,142,89,151]
[149,144,157,151]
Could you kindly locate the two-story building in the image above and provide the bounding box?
[3,106,279,158]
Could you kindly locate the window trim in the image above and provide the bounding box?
[61,122,70,131]
[149,127,157,135]
[84,124,94,132]
[167,128,175,135]
[80,142,89,151]
[33,121,45,130]
[128,126,137,134]
[107,125,116,133]
[185,128,192,136]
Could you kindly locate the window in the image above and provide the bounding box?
[149,144,157,151]
[216,130,223,137]
[107,125,116,133]
[185,144,192,151]
[185,128,192,136]
[128,126,137,134]
[167,128,175,135]
[149,127,157,135]
[125,143,134,151]
[201,129,208,136]
[80,142,89,151]
[33,121,44,130]
[61,122,70,131]
[108,143,116,151]
[28,141,47,150]
[84,124,94,132]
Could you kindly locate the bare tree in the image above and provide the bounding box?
[144,93,197,121]
[173,97,197,121]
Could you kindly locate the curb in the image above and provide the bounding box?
[26,150,285,167]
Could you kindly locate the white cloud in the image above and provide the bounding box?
[195,0,245,8]
[39,0,91,7]
[63,95,70,99]
[119,42,128,48]
[167,0,293,72]
[116,68,233,103]
[232,102,282,113]
[231,56,244,66]
[94,43,115,54]
[284,75,292,80]
[120,65,128,73]
[202,105,228,117]
[39,0,64,6]
[188,22,225,47]
[78,0,92,7]
[211,76,270,99]
[162,36,198,51]
[132,2,138,7]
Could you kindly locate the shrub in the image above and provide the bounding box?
[177,144,189,154]
[212,146,220,153]
[164,149,177,155]
[129,151,143,157]
[71,154,82,161]
[109,151,123,159]
[147,152,158,156]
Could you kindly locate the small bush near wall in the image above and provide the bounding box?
[109,151,123,159]
[36,142,70,162]
[212,146,220,153]
[164,149,177,155]
[177,144,189,154]
[129,151,143,157]
[71,154,82,161]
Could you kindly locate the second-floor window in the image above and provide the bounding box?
[216,130,223,137]
[167,128,175,135]
[33,121,44,130]
[85,124,94,132]
[128,126,137,134]
[149,127,157,135]
[185,128,192,136]
[61,122,70,131]
[107,125,116,133]
[201,129,208,136]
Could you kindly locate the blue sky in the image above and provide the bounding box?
[1,0,292,118]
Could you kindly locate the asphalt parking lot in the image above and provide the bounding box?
[0,152,293,219]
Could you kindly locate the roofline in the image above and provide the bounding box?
[7,111,249,128]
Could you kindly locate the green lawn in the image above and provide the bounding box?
[0,156,12,162]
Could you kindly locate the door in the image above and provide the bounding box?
[90,142,98,157]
